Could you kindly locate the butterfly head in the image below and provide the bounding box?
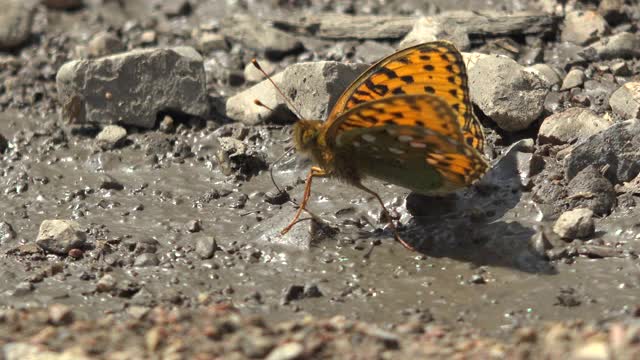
[292,120,324,153]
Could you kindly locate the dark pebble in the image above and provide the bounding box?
[281,285,305,305]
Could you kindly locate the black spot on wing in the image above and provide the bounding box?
[377,67,398,79]
[364,79,389,96]
[349,97,366,105]
[400,75,414,84]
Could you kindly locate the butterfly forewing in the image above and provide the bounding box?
[326,41,485,153]
[326,94,488,194]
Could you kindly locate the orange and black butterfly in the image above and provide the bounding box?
[260,41,488,250]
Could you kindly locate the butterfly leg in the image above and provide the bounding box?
[354,183,415,251]
[281,166,326,235]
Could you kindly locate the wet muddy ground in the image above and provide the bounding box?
[1,0,640,359]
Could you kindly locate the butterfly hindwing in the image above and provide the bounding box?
[326,94,488,194]
[326,41,485,153]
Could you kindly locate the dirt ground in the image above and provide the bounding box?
[1,0,640,359]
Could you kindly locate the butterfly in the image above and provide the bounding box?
[258,41,489,250]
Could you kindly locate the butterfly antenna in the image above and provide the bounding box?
[251,59,304,120]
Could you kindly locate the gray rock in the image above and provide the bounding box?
[582,32,640,60]
[43,0,83,9]
[96,274,116,292]
[195,32,228,53]
[48,304,74,325]
[226,61,369,125]
[240,334,275,358]
[538,108,610,145]
[566,120,640,184]
[560,69,585,90]
[244,59,276,83]
[0,133,8,153]
[56,47,208,129]
[553,208,595,239]
[134,253,160,267]
[281,285,304,305]
[399,16,459,49]
[567,166,616,216]
[0,0,36,50]
[525,64,562,88]
[11,282,34,297]
[221,14,302,60]
[225,71,286,125]
[400,11,557,51]
[215,137,267,179]
[354,40,395,64]
[160,0,191,17]
[598,0,626,24]
[469,55,548,131]
[185,219,202,233]
[2,343,81,360]
[195,236,216,259]
[303,14,415,40]
[35,220,86,255]
[561,10,608,45]
[96,125,127,150]
[266,342,304,360]
[139,31,156,45]
[87,31,125,58]
[609,82,640,119]
[98,174,124,191]
[610,61,630,76]
[476,138,535,191]
[462,52,489,72]
[303,283,323,298]
[0,221,16,243]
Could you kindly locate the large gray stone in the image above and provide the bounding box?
[581,32,640,60]
[469,55,548,131]
[561,10,608,45]
[278,14,414,40]
[565,119,640,184]
[538,108,610,145]
[400,11,557,51]
[56,47,209,129]
[226,61,369,125]
[560,68,585,90]
[0,0,36,50]
[609,82,640,119]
